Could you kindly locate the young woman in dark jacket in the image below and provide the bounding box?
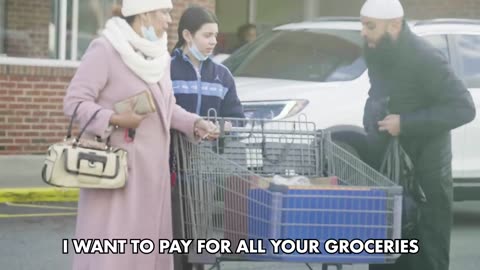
[169,6,245,270]
[170,7,244,119]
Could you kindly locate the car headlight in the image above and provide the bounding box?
[242,99,309,120]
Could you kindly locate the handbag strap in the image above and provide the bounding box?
[76,108,103,142]
[66,102,83,139]
[67,102,111,147]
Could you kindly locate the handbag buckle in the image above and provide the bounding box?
[71,138,79,148]
[77,152,107,167]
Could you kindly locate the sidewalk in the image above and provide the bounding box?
[0,155,79,203]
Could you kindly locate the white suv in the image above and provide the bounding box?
[222,18,480,200]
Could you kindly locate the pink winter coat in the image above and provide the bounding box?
[63,37,200,270]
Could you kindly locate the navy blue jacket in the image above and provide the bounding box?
[170,49,245,118]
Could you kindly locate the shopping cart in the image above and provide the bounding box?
[172,117,403,270]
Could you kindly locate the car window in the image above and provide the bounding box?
[223,29,366,82]
[455,34,480,88]
[422,35,450,62]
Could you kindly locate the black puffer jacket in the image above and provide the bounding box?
[363,23,476,174]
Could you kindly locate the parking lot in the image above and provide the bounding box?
[1,201,479,270]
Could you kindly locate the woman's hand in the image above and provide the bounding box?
[194,119,219,140]
[110,111,148,129]
[109,98,150,129]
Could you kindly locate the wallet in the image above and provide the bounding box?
[114,90,156,115]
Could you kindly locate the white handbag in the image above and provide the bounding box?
[41,102,128,189]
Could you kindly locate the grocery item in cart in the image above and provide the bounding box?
[272,175,311,186]
[268,175,339,187]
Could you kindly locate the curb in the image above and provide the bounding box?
[0,188,79,203]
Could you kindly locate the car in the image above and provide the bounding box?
[222,17,480,201]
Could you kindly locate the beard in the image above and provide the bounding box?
[363,33,397,68]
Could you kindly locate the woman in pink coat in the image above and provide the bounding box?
[63,0,217,269]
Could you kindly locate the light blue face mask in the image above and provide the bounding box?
[141,25,158,42]
[189,42,209,62]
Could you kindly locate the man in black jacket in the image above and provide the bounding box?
[360,1,476,270]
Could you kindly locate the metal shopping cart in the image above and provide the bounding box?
[172,117,403,270]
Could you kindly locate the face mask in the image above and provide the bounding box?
[189,42,209,61]
[141,25,158,42]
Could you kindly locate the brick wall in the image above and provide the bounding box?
[0,65,75,155]
[5,0,51,58]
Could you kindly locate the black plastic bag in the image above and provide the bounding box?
[380,138,427,236]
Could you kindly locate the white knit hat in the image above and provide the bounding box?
[360,0,404,19]
[121,0,173,17]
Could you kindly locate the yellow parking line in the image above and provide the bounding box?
[0,188,79,203]
[0,213,77,218]
[5,202,77,210]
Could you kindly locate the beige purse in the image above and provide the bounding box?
[114,90,156,115]
[42,102,128,189]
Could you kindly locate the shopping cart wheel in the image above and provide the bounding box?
[321,264,343,270]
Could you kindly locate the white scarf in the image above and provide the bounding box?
[102,17,170,84]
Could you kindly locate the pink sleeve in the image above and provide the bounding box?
[63,39,115,139]
[171,103,200,141]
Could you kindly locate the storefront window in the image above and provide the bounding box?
[0,0,5,55]
[215,0,308,54]
[71,0,119,60]
[255,0,305,31]
[0,0,52,58]
[215,0,249,53]
[0,0,118,61]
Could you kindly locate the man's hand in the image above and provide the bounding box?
[378,114,401,137]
